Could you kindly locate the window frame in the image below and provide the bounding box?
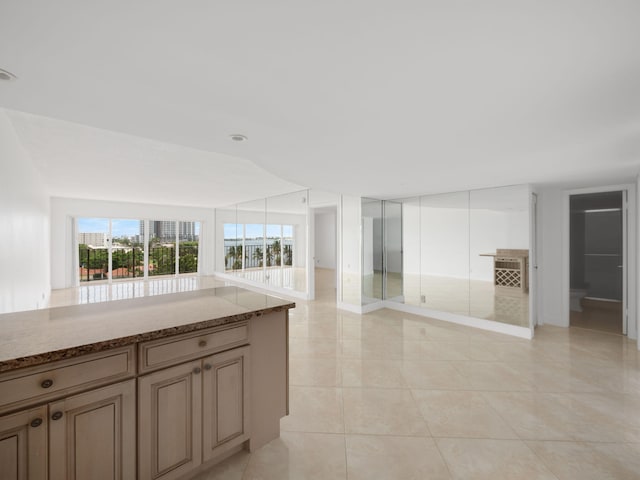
[75,217,201,285]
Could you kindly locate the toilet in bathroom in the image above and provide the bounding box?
[570,288,588,312]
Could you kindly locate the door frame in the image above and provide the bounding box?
[530,190,538,333]
[562,183,637,339]
[310,205,339,303]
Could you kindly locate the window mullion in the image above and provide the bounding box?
[144,220,149,279]
[108,219,113,283]
[175,220,179,276]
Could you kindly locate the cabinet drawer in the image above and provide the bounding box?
[139,322,249,373]
[0,345,135,415]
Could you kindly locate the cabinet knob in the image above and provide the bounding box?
[198,340,207,348]
[30,418,43,428]
[193,367,201,374]
[51,411,63,421]
[203,363,212,371]
[41,379,54,389]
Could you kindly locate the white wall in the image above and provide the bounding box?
[536,187,565,326]
[314,211,336,268]
[340,195,361,306]
[0,109,50,313]
[50,197,216,289]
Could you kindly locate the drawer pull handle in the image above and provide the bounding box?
[41,379,54,389]
[30,418,43,428]
[193,367,201,375]
[198,340,207,347]
[51,411,63,421]
[203,363,212,371]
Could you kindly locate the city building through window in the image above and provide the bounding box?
[77,218,200,282]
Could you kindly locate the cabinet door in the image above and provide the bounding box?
[0,406,47,480]
[48,379,135,480]
[138,360,202,480]
[202,346,250,462]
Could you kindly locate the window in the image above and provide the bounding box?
[77,218,200,282]
[78,218,109,282]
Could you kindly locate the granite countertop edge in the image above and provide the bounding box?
[0,303,294,374]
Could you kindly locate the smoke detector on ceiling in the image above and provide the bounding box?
[229,134,248,142]
[0,68,17,81]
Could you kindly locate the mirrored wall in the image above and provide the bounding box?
[469,186,530,326]
[385,200,403,301]
[216,190,308,295]
[400,185,530,327]
[361,198,403,305]
[361,198,383,304]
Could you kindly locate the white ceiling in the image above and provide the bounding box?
[5,110,302,207]
[1,0,639,205]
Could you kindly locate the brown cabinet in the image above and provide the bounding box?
[0,346,136,480]
[202,348,250,462]
[49,380,136,480]
[138,347,249,480]
[0,380,135,480]
[0,405,47,480]
[0,346,135,416]
[0,304,289,480]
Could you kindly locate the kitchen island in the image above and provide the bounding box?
[0,285,294,480]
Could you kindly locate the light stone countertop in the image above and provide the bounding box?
[0,286,295,372]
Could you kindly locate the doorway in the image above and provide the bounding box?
[312,206,338,303]
[569,191,625,334]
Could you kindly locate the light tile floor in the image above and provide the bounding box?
[195,272,640,480]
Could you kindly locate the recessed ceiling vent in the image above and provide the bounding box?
[0,68,17,81]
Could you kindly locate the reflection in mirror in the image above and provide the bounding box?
[362,198,383,304]
[237,199,266,283]
[470,185,529,327]
[401,197,421,306]
[266,190,308,292]
[217,207,238,274]
[420,192,470,316]
[384,201,403,301]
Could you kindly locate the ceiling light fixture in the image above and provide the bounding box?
[229,134,248,142]
[0,68,17,81]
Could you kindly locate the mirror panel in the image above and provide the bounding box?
[266,190,308,292]
[237,199,266,283]
[384,200,403,301]
[469,185,530,327]
[361,198,383,304]
[401,197,421,306]
[420,191,470,316]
